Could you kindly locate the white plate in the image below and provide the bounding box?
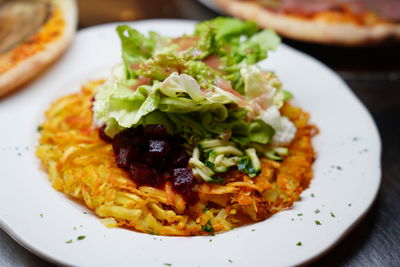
[0,20,381,267]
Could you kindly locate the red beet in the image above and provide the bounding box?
[170,149,189,168]
[129,162,163,187]
[116,147,140,169]
[108,124,198,204]
[144,124,167,138]
[172,168,199,205]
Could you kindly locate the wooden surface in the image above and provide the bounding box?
[1,0,400,266]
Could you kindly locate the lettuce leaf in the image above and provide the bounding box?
[116,25,157,79]
[193,17,280,93]
[238,29,281,64]
[95,19,285,146]
[241,65,284,109]
[195,17,258,43]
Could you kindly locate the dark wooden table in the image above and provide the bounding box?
[1,0,399,266]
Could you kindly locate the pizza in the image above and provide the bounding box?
[0,0,77,97]
[212,0,400,45]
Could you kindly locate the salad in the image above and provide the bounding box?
[37,17,317,235]
[94,17,296,183]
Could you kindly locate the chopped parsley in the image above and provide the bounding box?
[315,220,321,226]
[147,230,157,235]
[65,239,73,244]
[330,212,336,217]
[348,203,352,207]
[163,264,172,266]
[228,259,233,263]
[37,125,43,132]
[201,220,214,234]
[296,242,302,246]
[314,209,320,214]
[297,213,303,216]
[336,166,342,170]
[311,193,315,198]
[77,235,86,240]
[251,229,256,232]
[39,213,44,218]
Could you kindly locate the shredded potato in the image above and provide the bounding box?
[36,81,317,236]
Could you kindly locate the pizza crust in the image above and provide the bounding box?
[213,0,400,46]
[0,0,77,97]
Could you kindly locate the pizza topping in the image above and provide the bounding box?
[256,0,400,22]
[0,0,50,53]
[0,2,65,75]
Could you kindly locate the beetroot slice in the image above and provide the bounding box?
[129,162,163,188]
[107,124,199,204]
[144,124,167,138]
[170,149,189,168]
[172,168,199,205]
[116,147,140,169]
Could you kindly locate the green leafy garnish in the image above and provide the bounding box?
[201,220,215,234]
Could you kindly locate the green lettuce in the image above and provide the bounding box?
[241,65,284,109]
[116,25,157,79]
[94,18,284,147]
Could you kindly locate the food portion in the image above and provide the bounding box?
[212,0,400,45]
[0,0,77,96]
[37,18,317,236]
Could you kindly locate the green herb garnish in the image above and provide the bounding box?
[201,220,214,234]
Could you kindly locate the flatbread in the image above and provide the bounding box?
[0,0,77,97]
[213,0,400,46]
